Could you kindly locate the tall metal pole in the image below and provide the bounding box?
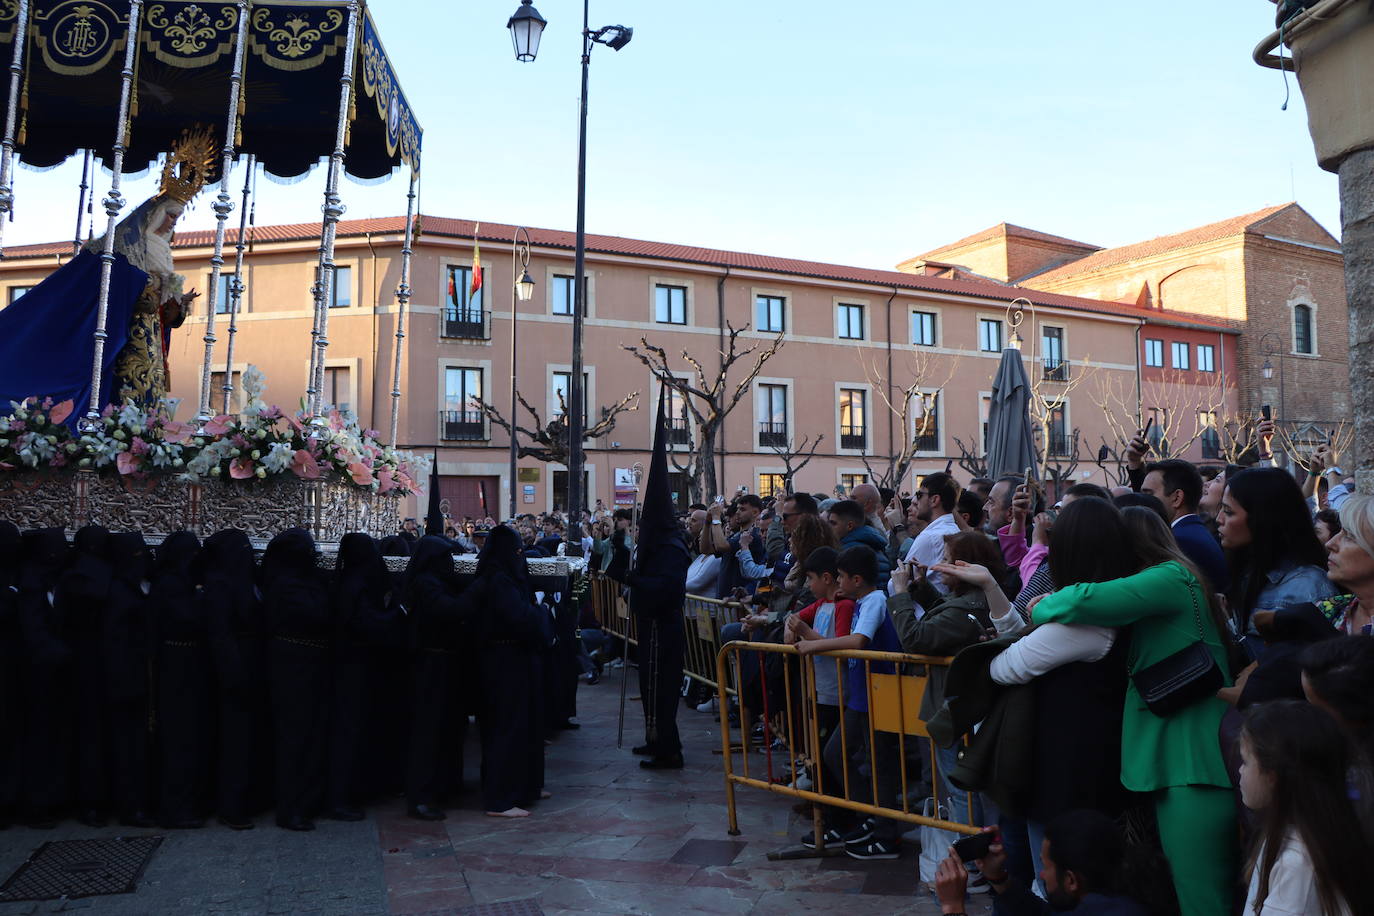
[221,153,255,414]
[82,0,144,431]
[509,227,532,519]
[0,0,30,257]
[308,0,362,419]
[196,0,251,426]
[388,169,419,446]
[567,0,591,531]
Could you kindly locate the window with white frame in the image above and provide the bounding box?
[323,366,351,414]
[756,295,785,333]
[757,473,786,499]
[443,367,485,440]
[913,392,940,451]
[552,274,576,316]
[1293,304,1314,354]
[655,284,687,324]
[757,383,788,447]
[1171,341,1189,370]
[214,272,236,314]
[552,371,589,426]
[839,473,868,494]
[1196,344,1215,372]
[979,318,1003,352]
[446,265,483,317]
[837,303,865,340]
[911,310,937,347]
[329,265,352,308]
[1144,338,1164,367]
[839,388,867,449]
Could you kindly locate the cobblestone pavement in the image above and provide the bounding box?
[0,668,991,915]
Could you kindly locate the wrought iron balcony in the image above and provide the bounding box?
[440,410,486,441]
[840,427,867,450]
[758,421,789,448]
[668,417,691,445]
[1201,434,1222,461]
[1042,358,1071,382]
[1046,433,1073,457]
[441,308,490,340]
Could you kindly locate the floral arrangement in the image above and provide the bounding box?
[0,366,423,495]
[0,397,75,470]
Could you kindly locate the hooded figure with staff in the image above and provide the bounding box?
[627,389,692,769]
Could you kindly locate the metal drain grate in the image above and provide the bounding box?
[0,836,163,902]
[458,899,544,916]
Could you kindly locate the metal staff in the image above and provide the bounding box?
[616,464,644,749]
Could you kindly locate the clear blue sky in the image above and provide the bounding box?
[7,0,1338,270]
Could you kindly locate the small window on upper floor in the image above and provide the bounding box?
[552,274,576,316]
[655,284,687,325]
[756,295,785,333]
[979,318,1003,353]
[1170,341,1189,370]
[329,265,352,308]
[1293,303,1314,354]
[911,310,937,347]
[1144,339,1164,367]
[1196,344,1215,373]
[837,303,865,340]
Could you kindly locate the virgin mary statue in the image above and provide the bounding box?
[0,128,215,425]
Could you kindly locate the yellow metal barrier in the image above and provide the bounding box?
[714,640,981,843]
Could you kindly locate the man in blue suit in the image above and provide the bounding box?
[1142,459,1229,594]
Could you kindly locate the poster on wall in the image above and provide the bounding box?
[522,484,536,504]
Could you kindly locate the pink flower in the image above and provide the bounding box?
[116,451,140,475]
[377,468,395,493]
[286,413,304,433]
[130,436,150,457]
[290,449,321,480]
[101,404,116,418]
[231,434,249,449]
[203,414,234,436]
[258,405,283,420]
[49,453,67,468]
[229,457,255,479]
[7,419,24,432]
[49,400,73,425]
[328,409,344,432]
[161,420,191,444]
[346,461,373,486]
[41,397,53,409]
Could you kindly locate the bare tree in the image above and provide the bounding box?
[1027,354,1096,480]
[481,389,639,466]
[1275,417,1356,474]
[857,347,960,490]
[622,323,785,500]
[1089,368,1226,463]
[770,433,825,494]
[1038,427,1083,499]
[1092,438,1131,487]
[952,434,989,480]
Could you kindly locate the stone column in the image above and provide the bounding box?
[1340,149,1374,494]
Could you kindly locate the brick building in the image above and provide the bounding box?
[0,213,1255,515]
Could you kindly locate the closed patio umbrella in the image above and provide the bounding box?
[985,348,1039,482]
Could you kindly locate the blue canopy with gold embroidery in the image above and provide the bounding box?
[0,0,420,179]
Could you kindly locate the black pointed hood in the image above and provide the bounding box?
[260,527,317,588]
[405,534,457,587]
[629,386,690,615]
[475,524,531,594]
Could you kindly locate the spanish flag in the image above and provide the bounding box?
[470,223,483,297]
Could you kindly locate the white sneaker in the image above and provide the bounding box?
[695,698,718,713]
[609,658,625,668]
[791,773,813,791]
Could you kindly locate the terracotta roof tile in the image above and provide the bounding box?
[1027,204,1295,285]
[0,214,1232,331]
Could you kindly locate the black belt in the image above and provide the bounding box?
[163,639,201,648]
[274,635,327,650]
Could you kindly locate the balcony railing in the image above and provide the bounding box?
[1046,433,1073,457]
[441,308,490,340]
[758,421,789,448]
[1042,358,1071,382]
[669,417,691,445]
[441,410,486,441]
[840,427,867,450]
[1201,434,1222,461]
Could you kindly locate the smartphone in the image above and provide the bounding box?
[1141,415,1155,438]
[1261,404,1272,421]
[944,459,953,473]
[952,830,998,863]
[714,495,725,506]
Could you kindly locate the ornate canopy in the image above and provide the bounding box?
[0,0,421,179]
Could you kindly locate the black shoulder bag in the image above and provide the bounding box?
[1130,583,1223,717]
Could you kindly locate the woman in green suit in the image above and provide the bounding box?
[1030,506,1236,916]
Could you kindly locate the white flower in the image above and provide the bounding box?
[262,441,295,474]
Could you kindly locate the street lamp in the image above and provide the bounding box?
[507,1,632,541]
[1258,331,1284,419]
[507,1,547,62]
[509,226,534,520]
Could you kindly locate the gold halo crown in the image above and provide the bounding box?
[159,127,218,204]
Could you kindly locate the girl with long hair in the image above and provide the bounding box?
[1239,700,1373,915]
[1219,468,1336,656]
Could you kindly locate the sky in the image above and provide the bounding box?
[4,0,1338,271]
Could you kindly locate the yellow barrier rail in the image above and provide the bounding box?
[714,639,981,845]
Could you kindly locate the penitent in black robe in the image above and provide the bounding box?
[152,531,212,827]
[103,533,155,825]
[473,526,549,813]
[16,528,74,824]
[403,536,473,813]
[0,521,23,826]
[262,528,330,828]
[200,528,271,825]
[56,525,114,822]
[328,533,401,814]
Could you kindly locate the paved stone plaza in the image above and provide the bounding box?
[0,671,991,915]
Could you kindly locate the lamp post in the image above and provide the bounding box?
[1259,330,1285,420]
[509,0,631,538]
[509,227,535,520]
